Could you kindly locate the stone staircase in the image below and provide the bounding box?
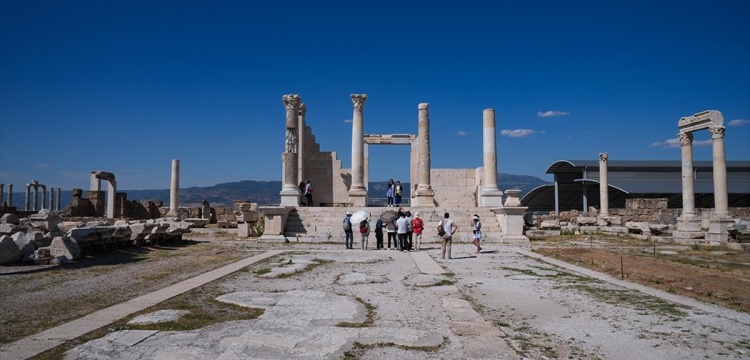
[284,206,503,243]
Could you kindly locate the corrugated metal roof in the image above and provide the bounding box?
[545,160,750,173]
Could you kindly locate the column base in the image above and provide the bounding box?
[676,214,702,232]
[480,190,504,207]
[707,215,734,243]
[411,195,435,207]
[279,187,300,207]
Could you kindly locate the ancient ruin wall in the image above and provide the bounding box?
[430,169,479,207]
[302,126,351,206]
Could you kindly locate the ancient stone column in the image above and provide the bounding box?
[348,94,368,206]
[107,180,116,218]
[412,103,435,207]
[0,184,3,205]
[679,132,695,217]
[279,94,301,207]
[41,185,47,210]
[167,159,180,217]
[49,187,55,211]
[710,126,729,216]
[56,187,61,211]
[24,183,30,211]
[32,183,39,211]
[8,184,13,207]
[297,103,307,185]
[480,109,503,207]
[599,153,609,216]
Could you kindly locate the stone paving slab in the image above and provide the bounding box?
[0,250,283,360]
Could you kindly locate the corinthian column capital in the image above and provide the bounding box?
[282,94,301,110]
[418,103,429,110]
[599,153,608,163]
[351,94,367,111]
[709,126,726,138]
[678,132,693,146]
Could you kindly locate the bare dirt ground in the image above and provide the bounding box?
[530,235,750,314]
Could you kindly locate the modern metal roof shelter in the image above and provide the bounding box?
[521,160,750,213]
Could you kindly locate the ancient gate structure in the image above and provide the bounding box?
[90,171,117,218]
[674,110,732,242]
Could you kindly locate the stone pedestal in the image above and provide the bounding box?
[706,215,734,243]
[238,223,257,238]
[258,206,292,242]
[236,202,261,238]
[494,206,529,244]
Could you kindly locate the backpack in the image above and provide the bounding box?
[342,217,351,231]
[359,221,368,234]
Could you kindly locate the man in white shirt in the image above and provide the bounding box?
[396,212,410,252]
[438,212,458,259]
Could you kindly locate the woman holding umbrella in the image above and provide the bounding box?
[380,209,398,250]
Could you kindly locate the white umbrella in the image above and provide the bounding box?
[349,210,370,224]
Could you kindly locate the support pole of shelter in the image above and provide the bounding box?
[412,103,435,207]
[167,159,180,217]
[348,94,368,207]
[480,109,503,207]
[280,94,301,207]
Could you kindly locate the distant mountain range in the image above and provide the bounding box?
[7,174,549,209]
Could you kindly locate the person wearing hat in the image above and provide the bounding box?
[342,211,353,249]
[471,214,482,254]
[412,212,424,251]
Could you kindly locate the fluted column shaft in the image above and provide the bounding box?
[416,103,433,192]
[710,126,729,216]
[679,132,695,216]
[599,153,609,216]
[297,103,307,185]
[168,159,180,216]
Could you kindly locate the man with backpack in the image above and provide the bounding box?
[359,216,371,251]
[343,211,353,249]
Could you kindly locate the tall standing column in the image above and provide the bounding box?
[710,126,729,216]
[41,186,47,210]
[8,184,13,207]
[676,132,701,232]
[56,187,61,211]
[107,180,116,218]
[480,109,503,207]
[24,184,30,211]
[167,159,180,217]
[297,103,307,185]
[0,184,4,205]
[599,153,609,216]
[279,94,301,207]
[50,187,55,211]
[33,184,39,211]
[412,103,435,207]
[348,94,367,206]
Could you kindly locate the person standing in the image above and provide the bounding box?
[304,180,314,206]
[386,179,395,207]
[396,211,409,252]
[438,212,457,259]
[394,180,403,206]
[471,214,482,254]
[359,216,371,251]
[412,212,424,251]
[375,217,384,250]
[386,217,397,250]
[299,181,306,205]
[342,211,353,249]
[405,211,414,250]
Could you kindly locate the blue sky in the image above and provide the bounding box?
[1,0,749,191]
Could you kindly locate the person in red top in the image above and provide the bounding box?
[412,212,425,251]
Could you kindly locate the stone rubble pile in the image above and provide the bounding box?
[0,213,195,265]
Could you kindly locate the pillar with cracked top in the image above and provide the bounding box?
[106,180,116,218]
[167,159,180,217]
[676,132,701,232]
[297,103,307,185]
[598,153,609,216]
[480,109,503,207]
[412,103,436,207]
[348,94,367,206]
[8,184,13,207]
[24,183,30,211]
[280,94,301,206]
[32,183,39,211]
